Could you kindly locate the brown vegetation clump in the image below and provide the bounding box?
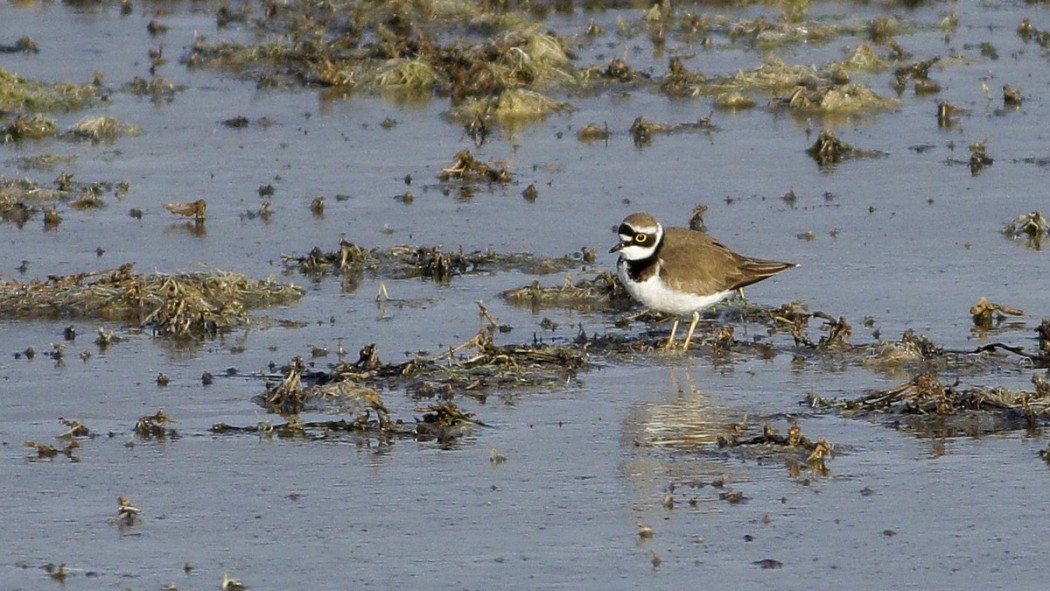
[0,263,303,338]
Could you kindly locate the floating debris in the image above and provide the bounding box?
[937,101,967,127]
[215,329,586,444]
[0,67,97,111]
[67,116,141,142]
[221,572,247,591]
[776,82,899,114]
[717,420,832,473]
[805,130,884,167]
[501,273,627,311]
[135,409,176,439]
[438,149,511,183]
[661,55,704,97]
[628,114,717,146]
[1003,211,1049,248]
[712,92,755,110]
[58,417,89,438]
[810,371,1050,435]
[1,113,58,142]
[0,36,39,54]
[576,122,610,142]
[970,297,1023,329]
[164,199,207,219]
[281,240,591,281]
[116,495,141,525]
[891,57,940,93]
[1003,84,1023,106]
[969,141,993,176]
[24,440,80,462]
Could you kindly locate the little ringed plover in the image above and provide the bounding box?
[611,212,795,350]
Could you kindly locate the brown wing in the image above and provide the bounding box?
[658,227,794,294]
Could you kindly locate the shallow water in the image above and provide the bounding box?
[3,0,1050,589]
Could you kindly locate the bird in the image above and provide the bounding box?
[610,212,795,351]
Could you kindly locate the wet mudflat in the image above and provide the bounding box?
[3,0,1050,589]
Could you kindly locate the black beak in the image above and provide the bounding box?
[609,241,625,253]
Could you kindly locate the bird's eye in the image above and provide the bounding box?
[635,233,647,243]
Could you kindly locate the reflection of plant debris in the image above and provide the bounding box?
[0,263,303,338]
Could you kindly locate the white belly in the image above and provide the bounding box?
[617,259,731,315]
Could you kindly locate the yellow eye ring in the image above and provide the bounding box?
[635,233,647,243]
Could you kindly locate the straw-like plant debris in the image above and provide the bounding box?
[1003,211,1049,249]
[501,272,630,311]
[214,329,587,444]
[970,297,1023,329]
[439,149,512,183]
[805,130,884,167]
[0,263,303,338]
[629,114,718,146]
[809,371,1050,436]
[135,409,177,439]
[0,67,97,112]
[0,173,131,227]
[718,420,833,474]
[173,0,928,138]
[67,116,142,143]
